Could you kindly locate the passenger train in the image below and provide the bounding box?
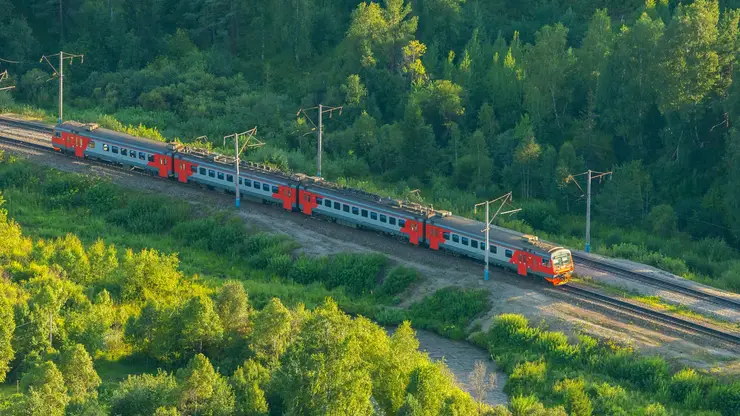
[51,120,574,285]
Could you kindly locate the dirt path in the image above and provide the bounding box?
[2,143,739,381]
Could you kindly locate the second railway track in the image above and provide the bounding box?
[561,284,740,346]
[574,254,740,310]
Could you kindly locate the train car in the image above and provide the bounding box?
[428,214,573,285]
[294,176,446,244]
[173,146,299,207]
[52,121,177,178]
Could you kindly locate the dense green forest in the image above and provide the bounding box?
[4,0,740,292]
[1,153,738,415]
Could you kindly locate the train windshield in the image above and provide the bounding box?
[552,251,572,267]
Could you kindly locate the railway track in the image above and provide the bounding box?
[561,284,740,345]
[1,115,740,347]
[573,254,740,310]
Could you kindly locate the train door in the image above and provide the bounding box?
[517,253,527,276]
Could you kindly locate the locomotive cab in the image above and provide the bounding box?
[547,249,573,286]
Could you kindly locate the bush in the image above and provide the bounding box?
[108,196,190,234]
[506,361,547,397]
[324,253,387,295]
[408,287,488,339]
[554,378,592,416]
[378,266,419,298]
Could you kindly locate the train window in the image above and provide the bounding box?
[272,185,279,193]
[505,250,513,258]
[238,177,242,184]
[131,151,137,159]
[324,199,332,207]
[139,152,146,160]
[199,167,206,175]
[316,197,323,205]
[121,148,128,156]
[443,232,450,240]
[112,146,119,154]
[148,154,155,162]
[88,141,95,149]
[217,172,225,180]
[370,212,378,220]
[452,234,459,243]
[103,144,109,151]
[55,132,61,138]
[334,202,340,210]
[263,183,270,191]
[462,237,469,246]
[389,217,396,225]
[481,242,486,251]
[399,219,406,228]
[253,181,260,189]
[361,209,368,217]
[542,258,550,266]
[380,214,387,223]
[343,204,350,213]
[226,174,233,182]
[191,165,197,172]
[471,240,478,249]
[352,207,359,215]
[245,179,252,187]
[207,170,214,178]
[490,245,497,254]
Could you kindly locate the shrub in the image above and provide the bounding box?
[408,287,488,339]
[505,361,547,397]
[554,378,592,416]
[378,266,419,297]
[324,253,387,295]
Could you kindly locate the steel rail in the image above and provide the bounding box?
[560,284,740,345]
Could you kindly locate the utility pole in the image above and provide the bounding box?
[297,104,343,178]
[474,192,521,281]
[40,51,84,124]
[223,128,264,208]
[565,169,612,252]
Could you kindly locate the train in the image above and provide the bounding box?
[51,120,574,285]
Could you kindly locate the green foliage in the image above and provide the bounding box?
[378,266,420,299]
[275,299,373,416]
[408,287,489,339]
[120,248,183,303]
[176,354,235,416]
[230,359,270,416]
[505,361,547,397]
[19,361,69,416]
[110,371,179,416]
[0,295,15,383]
[58,344,101,405]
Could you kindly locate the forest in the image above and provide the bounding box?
[3,0,740,292]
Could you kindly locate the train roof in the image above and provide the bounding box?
[57,121,174,152]
[176,146,296,182]
[298,175,453,219]
[433,214,565,254]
